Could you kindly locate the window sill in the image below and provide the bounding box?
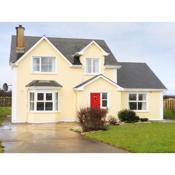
[101,107,108,109]
[85,73,100,76]
[32,72,57,75]
[29,111,60,113]
[132,110,149,113]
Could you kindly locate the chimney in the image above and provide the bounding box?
[16,25,25,53]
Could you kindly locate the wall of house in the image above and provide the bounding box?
[14,38,163,123]
[14,39,116,123]
[76,78,122,119]
[121,91,163,120]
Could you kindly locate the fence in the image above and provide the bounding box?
[0,96,12,107]
[164,98,175,111]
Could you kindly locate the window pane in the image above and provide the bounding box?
[102,93,107,100]
[30,102,34,111]
[138,102,146,110]
[129,94,136,101]
[102,100,107,107]
[86,59,91,73]
[33,57,40,71]
[41,57,50,72]
[55,92,58,111]
[37,93,44,101]
[46,93,52,101]
[93,59,99,73]
[129,102,137,110]
[48,58,55,72]
[139,94,146,101]
[30,92,34,101]
[37,102,44,111]
[45,102,53,111]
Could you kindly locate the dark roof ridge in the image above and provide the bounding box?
[11,35,105,42]
[10,35,118,65]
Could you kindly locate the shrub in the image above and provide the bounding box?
[118,109,140,123]
[77,107,108,132]
[109,117,118,125]
[140,118,149,122]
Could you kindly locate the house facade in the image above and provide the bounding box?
[10,25,166,123]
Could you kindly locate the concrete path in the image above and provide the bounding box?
[0,119,127,153]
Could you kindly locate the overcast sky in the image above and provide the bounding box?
[0,22,174,94]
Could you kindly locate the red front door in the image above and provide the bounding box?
[90,93,100,109]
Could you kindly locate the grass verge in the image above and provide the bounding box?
[0,107,11,153]
[0,107,11,125]
[85,122,175,153]
[164,108,175,120]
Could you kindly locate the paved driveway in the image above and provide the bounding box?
[0,119,127,153]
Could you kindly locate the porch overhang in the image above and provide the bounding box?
[26,80,63,90]
[74,74,124,91]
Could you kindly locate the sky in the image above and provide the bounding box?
[0,22,174,94]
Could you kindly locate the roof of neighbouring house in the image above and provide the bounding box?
[26,80,63,87]
[10,35,119,65]
[117,62,166,89]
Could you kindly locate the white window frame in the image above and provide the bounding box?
[100,92,108,109]
[28,90,59,113]
[85,58,100,75]
[32,56,57,74]
[29,92,35,111]
[128,92,148,112]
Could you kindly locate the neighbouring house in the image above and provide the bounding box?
[9,25,166,123]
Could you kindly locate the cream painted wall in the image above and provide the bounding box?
[14,39,116,123]
[121,91,162,120]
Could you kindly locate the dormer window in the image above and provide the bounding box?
[86,58,99,74]
[33,56,56,73]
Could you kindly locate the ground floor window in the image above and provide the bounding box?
[128,93,147,111]
[29,90,58,112]
[101,92,108,108]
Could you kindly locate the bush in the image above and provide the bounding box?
[109,117,118,125]
[77,107,108,132]
[118,109,140,123]
[140,118,149,122]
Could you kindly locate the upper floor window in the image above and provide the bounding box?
[33,57,56,73]
[86,58,99,74]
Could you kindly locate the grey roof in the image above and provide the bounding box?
[74,74,118,88]
[10,35,118,65]
[74,63,166,90]
[117,62,166,89]
[26,80,62,87]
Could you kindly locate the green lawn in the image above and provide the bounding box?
[164,108,175,120]
[0,107,11,153]
[85,122,175,153]
[0,107,11,125]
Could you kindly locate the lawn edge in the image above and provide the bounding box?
[84,133,130,153]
